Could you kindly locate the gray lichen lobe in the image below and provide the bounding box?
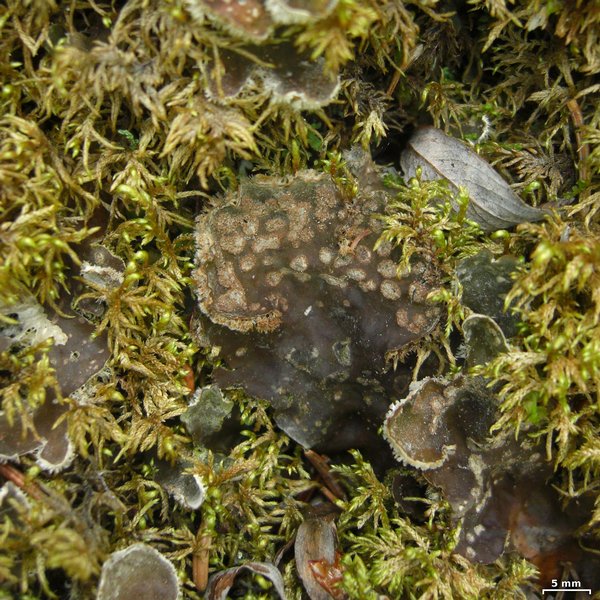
[187,0,339,41]
[194,170,440,450]
[204,43,340,110]
[456,250,520,337]
[383,376,557,564]
[96,544,179,600]
[0,296,110,471]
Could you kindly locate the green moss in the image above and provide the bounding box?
[334,451,537,599]
[376,171,494,371]
[485,216,600,468]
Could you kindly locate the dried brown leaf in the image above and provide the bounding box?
[294,508,342,600]
[401,127,547,230]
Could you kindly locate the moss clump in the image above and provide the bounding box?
[335,450,537,599]
[376,173,491,372]
[486,216,600,475]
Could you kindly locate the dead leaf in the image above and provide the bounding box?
[400,127,547,231]
[308,553,346,600]
[204,561,286,600]
[295,508,346,600]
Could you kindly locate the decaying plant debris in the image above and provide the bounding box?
[1,0,599,598]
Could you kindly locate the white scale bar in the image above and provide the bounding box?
[541,590,591,595]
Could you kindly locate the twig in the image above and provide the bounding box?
[304,450,346,500]
[566,98,589,188]
[0,463,44,500]
[193,528,211,592]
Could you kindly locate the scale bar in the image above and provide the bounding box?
[541,590,591,595]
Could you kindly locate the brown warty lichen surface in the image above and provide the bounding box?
[193,170,441,450]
